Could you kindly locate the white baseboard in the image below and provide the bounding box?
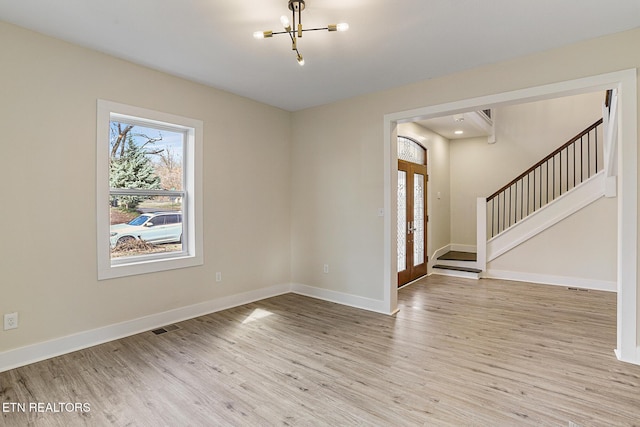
[0,283,394,373]
[290,283,390,315]
[432,244,452,262]
[0,283,291,373]
[614,346,640,366]
[486,269,616,292]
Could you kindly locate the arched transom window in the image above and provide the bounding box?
[398,136,426,165]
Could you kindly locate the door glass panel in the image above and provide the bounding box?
[397,170,407,272]
[413,173,424,266]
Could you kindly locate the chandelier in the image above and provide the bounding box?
[253,0,349,66]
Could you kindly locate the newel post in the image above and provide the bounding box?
[476,197,487,275]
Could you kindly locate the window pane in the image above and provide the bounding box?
[413,173,425,266]
[397,170,407,272]
[398,136,426,165]
[108,120,185,261]
[109,195,184,260]
[110,121,184,192]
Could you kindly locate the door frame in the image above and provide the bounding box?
[382,69,638,365]
[397,158,428,287]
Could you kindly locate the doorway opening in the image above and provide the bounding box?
[382,70,638,364]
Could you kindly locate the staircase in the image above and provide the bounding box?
[474,90,618,275]
[486,170,605,261]
[485,118,603,239]
[427,91,618,281]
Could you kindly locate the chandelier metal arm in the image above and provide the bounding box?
[270,27,329,36]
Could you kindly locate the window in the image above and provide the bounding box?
[397,136,426,164]
[97,100,203,280]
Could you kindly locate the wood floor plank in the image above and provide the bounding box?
[2,276,640,426]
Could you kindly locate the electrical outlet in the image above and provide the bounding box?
[215,272,222,282]
[4,312,18,330]
[323,264,329,274]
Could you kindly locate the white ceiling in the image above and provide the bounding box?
[1,1,639,111]
[416,111,493,141]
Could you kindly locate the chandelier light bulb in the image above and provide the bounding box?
[280,15,290,28]
[253,31,273,39]
[328,23,349,32]
[297,53,305,66]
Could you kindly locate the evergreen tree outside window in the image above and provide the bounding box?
[109,133,162,210]
[97,100,203,280]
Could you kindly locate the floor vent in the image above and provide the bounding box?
[151,324,181,335]
[567,287,589,292]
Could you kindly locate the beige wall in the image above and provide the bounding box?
[291,28,640,303]
[0,22,292,352]
[2,19,640,358]
[290,101,386,298]
[450,92,605,245]
[488,197,617,283]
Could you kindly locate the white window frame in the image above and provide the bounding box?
[97,100,203,280]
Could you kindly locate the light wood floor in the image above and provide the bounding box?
[2,275,640,426]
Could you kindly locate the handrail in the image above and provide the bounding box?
[485,118,603,238]
[487,118,603,202]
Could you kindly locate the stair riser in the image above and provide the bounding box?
[432,269,480,280]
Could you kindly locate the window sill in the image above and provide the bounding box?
[98,252,203,280]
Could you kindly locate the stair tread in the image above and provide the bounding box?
[433,264,482,274]
[438,251,477,262]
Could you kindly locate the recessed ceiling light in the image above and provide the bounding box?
[454,130,464,135]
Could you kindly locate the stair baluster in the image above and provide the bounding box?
[486,119,603,238]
